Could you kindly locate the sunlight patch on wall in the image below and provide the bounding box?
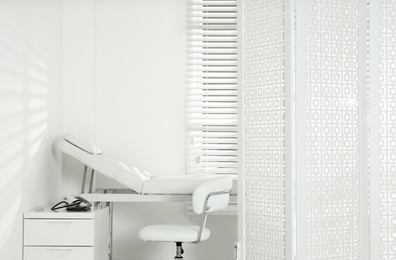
[0,13,48,250]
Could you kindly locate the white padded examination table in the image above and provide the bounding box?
[57,133,237,259]
[57,133,237,201]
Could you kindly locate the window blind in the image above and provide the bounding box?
[186,0,238,175]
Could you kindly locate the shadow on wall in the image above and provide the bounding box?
[0,13,48,249]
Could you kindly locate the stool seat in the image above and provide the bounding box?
[138,176,232,259]
[139,225,211,243]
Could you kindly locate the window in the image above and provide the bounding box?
[186,0,238,175]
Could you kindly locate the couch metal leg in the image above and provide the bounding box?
[81,165,88,193]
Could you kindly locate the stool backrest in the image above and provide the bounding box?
[192,176,233,214]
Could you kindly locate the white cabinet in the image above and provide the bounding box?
[23,206,109,260]
[23,247,94,260]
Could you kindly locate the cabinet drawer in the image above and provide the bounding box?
[24,247,93,260]
[24,219,94,246]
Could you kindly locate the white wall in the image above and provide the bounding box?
[0,0,63,259]
[95,0,186,174]
[62,0,237,259]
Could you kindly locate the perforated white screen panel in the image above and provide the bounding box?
[305,1,362,259]
[243,0,286,258]
[379,1,396,259]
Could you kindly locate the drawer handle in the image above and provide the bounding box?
[45,221,73,230]
[46,248,72,257]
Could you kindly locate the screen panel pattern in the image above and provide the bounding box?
[379,1,396,259]
[243,0,286,258]
[305,0,361,259]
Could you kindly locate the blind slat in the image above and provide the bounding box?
[188,36,237,41]
[188,168,237,174]
[188,89,237,98]
[187,60,237,65]
[188,72,237,77]
[189,13,237,18]
[187,119,237,125]
[187,86,237,90]
[188,68,237,73]
[188,126,237,132]
[187,79,237,84]
[187,131,238,138]
[188,1,237,6]
[189,19,237,24]
[186,102,237,108]
[186,96,237,102]
[187,6,237,11]
[190,137,237,143]
[187,26,237,31]
[187,115,237,121]
[187,107,237,114]
[187,42,237,48]
[186,143,238,150]
[186,150,237,156]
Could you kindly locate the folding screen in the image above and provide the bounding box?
[242,0,291,259]
[379,1,396,259]
[241,0,396,259]
[301,0,367,259]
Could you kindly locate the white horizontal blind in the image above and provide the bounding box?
[186,0,238,175]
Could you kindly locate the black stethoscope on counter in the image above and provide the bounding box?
[51,196,92,211]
